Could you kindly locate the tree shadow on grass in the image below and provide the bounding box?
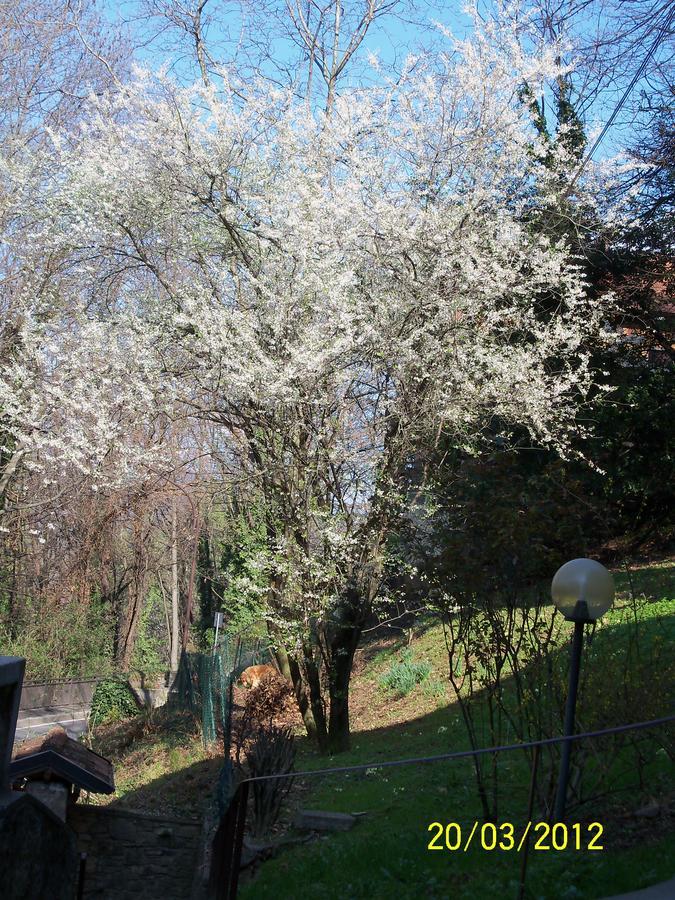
[104,754,223,819]
[353,611,445,672]
[93,604,674,900]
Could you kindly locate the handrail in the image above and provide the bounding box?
[239,713,675,785]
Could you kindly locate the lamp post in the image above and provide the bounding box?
[551,558,614,821]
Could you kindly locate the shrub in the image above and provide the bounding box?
[0,593,114,682]
[233,672,291,763]
[130,585,166,679]
[422,677,446,701]
[89,678,140,726]
[246,725,295,837]
[379,650,431,696]
[244,673,290,723]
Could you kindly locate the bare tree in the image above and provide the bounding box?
[129,0,433,107]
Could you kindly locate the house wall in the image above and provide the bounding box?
[25,780,69,821]
[0,792,77,900]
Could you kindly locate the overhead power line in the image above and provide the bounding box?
[566,3,675,195]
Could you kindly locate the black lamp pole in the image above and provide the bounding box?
[554,618,586,822]
[551,559,614,822]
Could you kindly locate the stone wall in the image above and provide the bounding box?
[128,671,175,710]
[69,804,205,900]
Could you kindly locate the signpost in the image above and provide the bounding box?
[213,612,225,654]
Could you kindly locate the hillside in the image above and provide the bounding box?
[87,559,675,900]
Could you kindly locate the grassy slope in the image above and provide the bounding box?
[239,560,675,900]
[87,710,222,818]
[89,561,674,898]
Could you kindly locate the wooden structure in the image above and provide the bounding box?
[10,726,114,820]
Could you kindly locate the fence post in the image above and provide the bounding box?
[210,779,250,900]
[77,852,87,900]
[230,780,249,898]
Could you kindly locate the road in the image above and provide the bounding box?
[14,705,89,743]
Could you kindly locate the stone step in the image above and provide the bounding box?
[294,809,357,832]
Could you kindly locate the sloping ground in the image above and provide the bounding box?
[85,710,223,818]
[83,687,299,819]
[238,560,675,900]
[85,560,674,899]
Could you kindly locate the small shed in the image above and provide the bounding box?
[10,727,114,821]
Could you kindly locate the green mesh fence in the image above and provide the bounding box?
[169,636,268,746]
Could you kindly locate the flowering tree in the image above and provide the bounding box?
[0,0,133,497]
[4,9,614,750]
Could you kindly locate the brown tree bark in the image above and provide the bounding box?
[273,644,327,751]
[301,641,329,753]
[115,512,150,671]
[170,499,180,672]
[326,585,364,753]
[117,577,144,671]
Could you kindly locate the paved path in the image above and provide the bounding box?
[14,705,89,743]
[602,876,675,899]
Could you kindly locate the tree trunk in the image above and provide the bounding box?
[181,506,200,650]
[273,644,323,747]
[116,516,150,671]
[327,661,351,753]
[267,618,328,751]
[301,641,329,753]
[117,579,144,671]
[326,580,369,754]
[0,445,25,503]
[327,622,361,753]
[170,499,180,672]
[197,530,215,628]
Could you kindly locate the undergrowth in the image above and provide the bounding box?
[379,649,432,696]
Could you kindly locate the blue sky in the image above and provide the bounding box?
[101,1,476,81]
[99,1,669,160]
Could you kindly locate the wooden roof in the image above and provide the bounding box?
[10,727,115,794]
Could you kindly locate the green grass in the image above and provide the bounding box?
[87,708,221,818]
[239,560,675,900]
[378,649,432,696]
[239,793,675,900]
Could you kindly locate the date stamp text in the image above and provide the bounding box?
[427,821,604,852]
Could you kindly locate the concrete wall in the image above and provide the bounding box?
[19,680,98,711]
[25,781,69,821]
[128,671,176,710]
[69,804,204,900]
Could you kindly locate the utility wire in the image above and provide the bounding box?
[566,3,675,195]
[240,713,675,784]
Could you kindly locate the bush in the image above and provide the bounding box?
[233,672,292,763]
[422,677,446,701]
[379,650,431,696]
[130,585,166,679]
[245,725,295,838]
[0,593,114,682]
[89,678,139,726]
[243,673,290,724]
